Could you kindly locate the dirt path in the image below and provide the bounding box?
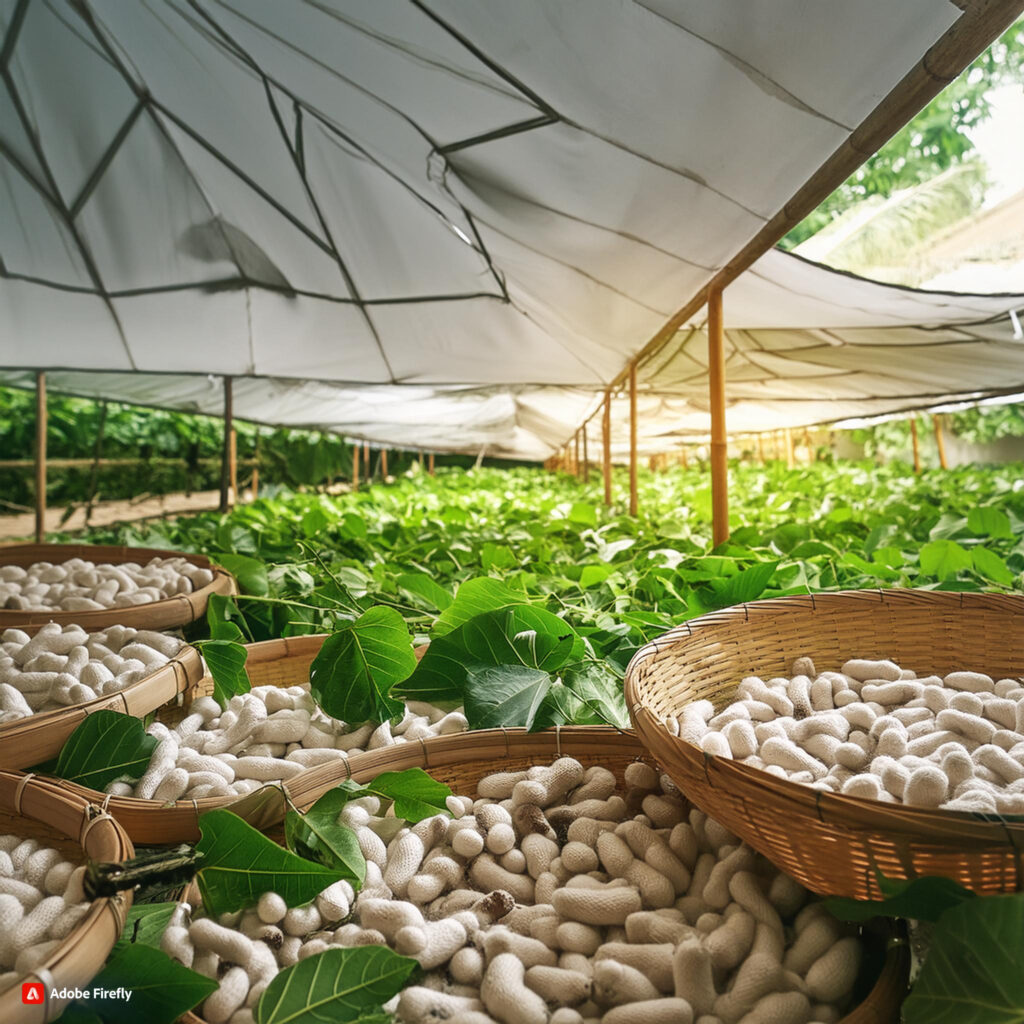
[0,489,225,541]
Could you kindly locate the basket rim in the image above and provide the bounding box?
[624,589,1024,838]
[0,541,237,633]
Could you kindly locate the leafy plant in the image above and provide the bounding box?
[53,711,158,790]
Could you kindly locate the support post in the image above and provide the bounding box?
[34,371,46,542]
[707,288,728,546]
[582,423,589,482]
[629,364,638,517]
[602,391,612,507]
[428,452,435,476]
[757,433,766,465]
[363,442,370,481]
[352,442,360,488]
[219,376,232,513]
[381,449,389,478]
[680,446,689,470]
[574,430,581,480]
[784,428,795,470]
[803,428,813,463]
[229,428,238,503]
[933,414,948,469]
[84,400,108,526]
[910,417,921,474]
[251,465,259,500]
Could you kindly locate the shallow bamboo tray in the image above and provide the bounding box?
[0,772,133,1024]
[0,643,204,771]
[0,543,236,634]
[60,635,426,845]
[627,589,1024,901]
[276,727,905,1024]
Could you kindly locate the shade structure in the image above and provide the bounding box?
[1,0,1013,386]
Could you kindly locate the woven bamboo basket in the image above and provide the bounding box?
[626,588,1024,900]
[57,635,427,844]
[0,543,236,634]
[0,772,134,1024]
[0,643,204,771]
[157,727,904,1024]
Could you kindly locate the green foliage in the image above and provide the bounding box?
[825,874,974,924]
[284,789,367,888]
[53,711,158,789]
[255,947,418,1024]
[195,810,343,915]
[332,768,454,825]
[194,638,251,706]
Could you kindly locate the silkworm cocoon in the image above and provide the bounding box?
[947,691,984,718]
[708,704,752,732]
[736,990,811,1024]
[702,906,755,971]
[450,945,485,986]
[520,832,559,880]
[202,965,248,1024]
[42,860,74,897]
[452,828,485,859]
[24,848,62,889]
[399,987,485,1021]
[482,952,549,1024]
[571,766,618,803]
[476,804,513,829]
[11,895,67,953]
[700,732,733,759]
[676,700,715,744]
[525,964,592,1007]
[484,926,557,968]
[874,725,908,760]
[552,884,642,926]
[315,880,352,922]
[622,910,690,946]
[716,719,757,760]
[641,795,685,828]
[669,824,700,869]
[562,841,600,874]
[399,917,467,969]
[782,913,842,975]
[975,743,1024,783]
[936,708,996,744]
[944,671,994,693]
[809,676,834,712]
[486,822,517,856]
[555,921,603,955]
[786,676,813,720]
[602,997,695,1024]
[160,924,194,967]
[515,758,585,809]
[897,765,947,808]
[804,936,861,1003]
[728,873,782,934]
[760,738,827,780]
[801,733,841,766]
[478,770,529,799]
[149,768,189,804]
[703,847,756,911]
[617,822,692,895]
[592,958,662,1006]
[842,659,900,683]
[860,681,922,706]
[624,761,660,791]
[190,917,255,964]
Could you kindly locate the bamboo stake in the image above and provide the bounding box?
[251,466,259,500]
[34,371,46,542]
[574,430,581,480]
[363,442,370,481]
[219,376,232,513]
[582,423,589,482]
[933,414,948,469]
[628,365,638,516]
[229,428,238,503]
[803,427,813,463]
[419,449,424,469]
[602,391,612,507]
[428,452,435,477]
[84,400,108,526]
[757,433,766,465]
[910,417,921,474]
[680,446,689,470]
[352,443,360,488]
[707,288,728,546]
[381,449,389,478]
[784,428,795,470]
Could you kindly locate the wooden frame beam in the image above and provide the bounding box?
[219,376,232,513]
[708,288,728,546]
[629,364,638,516]
[933,414,948,469]
[911,417,921,473]
[34,371,46,542]
[602,391,612,506]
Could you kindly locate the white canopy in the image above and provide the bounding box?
[2,1,1021,458]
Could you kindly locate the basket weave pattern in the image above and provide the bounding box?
[626,589,1024,899]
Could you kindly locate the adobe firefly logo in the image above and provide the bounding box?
[22,982,44,1004]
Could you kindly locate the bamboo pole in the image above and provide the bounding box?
[84,400,108,526]
[803,428,813,464]
[602,391,612,507]
[34,371,46,542]
[707,288,728,546]
[784,428,795,470]
[628,365,638,516]
[229,428,238,503]
[381,449,389,478]
[251,466,259,500]
[352,443,360,488]
[757,433,766,465]
[573,430,581,480]
[428,452,435,477]
[680,446,689,470]
[363,442,370,481]
[910,417,921,474]
[219,376,232,513]
[582,423,589,482]
[933,414,948,469]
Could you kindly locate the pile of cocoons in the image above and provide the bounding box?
[0,835,91,989]
[107,689,468,803]
[0,624,185,721]
[0,555,215,612]
[663,656,1024,814]
[162,759,862,1024]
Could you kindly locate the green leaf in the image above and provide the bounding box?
[902,894,1024,1024]
[567,502,597,526]
[118,902,178,949]
[206,592,247,641]
[310,607,415,723]
[825,874,974,924]
[481,542,517,571]
[579,564,613,589]
[54,710,158,789]
[431,577,528,636]
[214,553,270,596]
[561,663,630,729]
[196,639,251,706]
[967,506,1013,539]
[919,539,973,579]
[196,809,343,915]
[972,546,1015,585]
[708,561,779,606]
[463,664,552,730]
[367,769,453,823]
[256,947,417,1024]
[395,572,452,611]
[284,790,366,888]
[74,944,216,1024]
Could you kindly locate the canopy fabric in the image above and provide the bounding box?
[1,0,970,387]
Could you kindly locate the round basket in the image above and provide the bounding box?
[56,635,426,845]
[0,771,134,1024]
[0,543,236,635]
[626,588,1024,900]
[244,728,901,1024]
[0,643,205,771]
